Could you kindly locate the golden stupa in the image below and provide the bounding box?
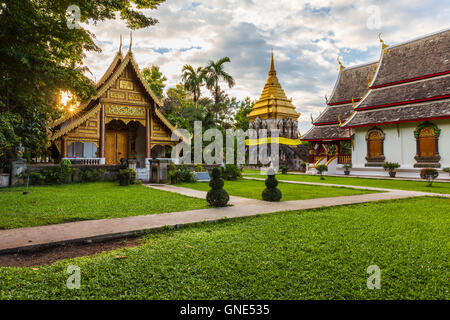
[247,51,300,122]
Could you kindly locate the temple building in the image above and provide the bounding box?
[341,29,450,177]
[301,60,378,174]
[47,39,179,179]
[303,29,450,178]
[247,52,308,169]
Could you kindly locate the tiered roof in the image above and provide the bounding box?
[48,42,175,141]
[302,62,377,141]
[247,52,300,122]
[343,29,450,128]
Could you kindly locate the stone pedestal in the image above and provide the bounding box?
[0,174,10,188]
[11,160,27,186]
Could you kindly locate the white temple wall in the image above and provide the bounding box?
[349,120,450,178]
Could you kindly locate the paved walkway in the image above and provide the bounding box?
[1,180,448,253]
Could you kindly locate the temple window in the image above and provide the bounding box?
[67,142,98,158]
[365,128,385,166]
[414,123,441,168]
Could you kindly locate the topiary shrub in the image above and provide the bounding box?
[206,168,229,207]
[420,168,439,187]
[443,167,450,176]
[280,165,288,174]
[262,171,282,202]
[118,169,135,186]
[316,164,328,180]
[220,164,242,180]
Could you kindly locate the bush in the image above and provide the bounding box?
[54,159,73,184]
[280,165,288,174]
[316,164,328,180]
[168,164,196,184]
[81,168,105,183]
[443,167,450,174]
[118,169,136,186]
[262,173,282,202]
[343,164,352,170]
[300,161,307,168]
[383,162,400,172]
[220,164,242,180]
[420,168,439,187]
[206,168,229,207]
[29,172,45,185]
[194,165,205,172]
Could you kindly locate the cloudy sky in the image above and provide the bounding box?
[82,0,450,133]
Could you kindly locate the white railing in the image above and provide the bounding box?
[62,158,104,165]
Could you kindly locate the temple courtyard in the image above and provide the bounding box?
[0,175,449,299]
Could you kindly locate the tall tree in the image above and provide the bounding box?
[141,65,167,99]
[233,97,254,131]
[0,0,165,168]
[181,65,204,108]
[203,57,235,125]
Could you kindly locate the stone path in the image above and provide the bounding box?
[0,182,447,253]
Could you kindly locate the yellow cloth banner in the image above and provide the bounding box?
[245,137,303,146]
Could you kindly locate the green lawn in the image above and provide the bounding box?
[244,171,450,194]
[0,182,207,229]
[178,179,377,201]
[1,197,448,299]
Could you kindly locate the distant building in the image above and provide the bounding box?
[247,52,308,169]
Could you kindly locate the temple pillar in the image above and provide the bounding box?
[100,104,106,159]
[308,143,314,163]
[145,106,151,168]
[61,137,67,158]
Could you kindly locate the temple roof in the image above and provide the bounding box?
[343,29,450,128]
[313,104,354,125]
[328,62,378,105]
[301,124,351,141]
[371,29,450,88]
[247,52,300,121]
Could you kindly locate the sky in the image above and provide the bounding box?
[82,0,450,133]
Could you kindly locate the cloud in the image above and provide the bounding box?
[81,0,450,133]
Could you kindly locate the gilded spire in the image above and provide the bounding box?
[129,31,133,52]
[247,50,300,122]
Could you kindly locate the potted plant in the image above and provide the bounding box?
[420,168,439,187]
[383,162,400,178]
[443,167,450,177]
[316,164,328,180]
[300,161,307,173]
[343,164,352,176]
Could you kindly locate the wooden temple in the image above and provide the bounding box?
[47,38,179,169]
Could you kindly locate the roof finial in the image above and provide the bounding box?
[378,32,388,50]
[129,31,133,52]
[119,34,122,54]
[325,95,328,104]
[338,114,342,127]
[352,97,356,108]
[337,56,345,71]
[310,113,314,124]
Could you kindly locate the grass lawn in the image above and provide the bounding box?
[178,179,377,201]
[244,171,450,194]
[0,197,448,299]
[0,182,207,229]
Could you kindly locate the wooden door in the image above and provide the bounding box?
[116,132,128,162]
[106,131,116,164]
[105,131,129,164]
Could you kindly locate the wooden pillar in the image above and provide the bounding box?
[61,137,67,158]
[308,143,314,163]
[100,104,106,158]
[145,107,151,158]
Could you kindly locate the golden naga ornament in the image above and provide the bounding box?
[378,32,389,50]
[337,57,345,70]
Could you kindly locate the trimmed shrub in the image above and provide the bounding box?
[206,168,229,207]
[81,168,106,183]
[118,168,136,186]
[420,168,439,187]
[262,173,282,202]
[29,172,45,185]
[168,164,196,184]
[280,165,288,174]
[316,164,328,180]
[220,164,242,180]
[443,167,450,175]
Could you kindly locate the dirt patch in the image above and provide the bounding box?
[0,236,143,267]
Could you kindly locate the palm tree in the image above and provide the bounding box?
[203,57,235,125]
[181,65,204,108]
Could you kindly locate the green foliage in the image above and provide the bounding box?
[280,165,288,174]
[141,65,167,98]
[420,168,439,187]
[383,162,401,171]
[29,172,45,185]
[262,174,282,201]
[343,164,352,170]
[80,168,106,183]
[168,164,196,184]
[206,168,229,207]
[118,169,136,186]
[233,97,254,131]
[316,164,328,180]
[300,161,307,168]
[443,167,450,173]
[194,165,205,172]
[0,0,164,166]
[220,164,242,180]
[181,65,205,107]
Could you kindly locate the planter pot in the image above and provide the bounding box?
[300,167,306,173]
[389,171,397,178]
[344,170,350,176]
[0,174,10,187]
